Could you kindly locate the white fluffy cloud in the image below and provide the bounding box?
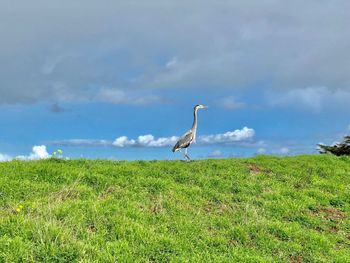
[0,153,12,162]
[112,136,135,147]
[0,145,51,162]
[112,135,179,147]
[53,127,255,148]
[199,127,255,144]
[112,127,255,147]
[16,145,51,160]
[33,145,50,159]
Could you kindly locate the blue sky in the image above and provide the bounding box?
[0,1,349,160]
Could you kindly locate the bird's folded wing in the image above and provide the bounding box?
[176,130,193,148]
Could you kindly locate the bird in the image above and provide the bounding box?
[172,104,208,161]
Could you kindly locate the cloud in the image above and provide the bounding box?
[16,145,51,160]
[50,103,67,113]
[112,135,179,147]
[112,136,136,147]
[199,127,255,144]
[165,56,178,69]
[40,53,76,75]
[138,135,179,147]
[52,127,255,148]
[0,145,50,162]
[51,139,109,146]
[217,96,246,110]
[1,1,350,105]
[95,88,166,105]
[251,139,319,156]
[266,86,350,111]
[0,153,12,162]
[208,150,223,158]
[33,145,50,159]
[256,148,266,155]
[280,147,290,155]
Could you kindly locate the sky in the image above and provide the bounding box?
[0,0,350,161]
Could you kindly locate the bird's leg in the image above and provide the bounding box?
[184,148,191,161]
[178,149,186,162]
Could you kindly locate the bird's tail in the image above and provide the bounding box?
[172,144,179,152]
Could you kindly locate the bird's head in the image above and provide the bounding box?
[194,104,209,110]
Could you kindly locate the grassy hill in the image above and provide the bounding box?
[0,155,350,262]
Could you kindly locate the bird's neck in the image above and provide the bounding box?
[191,108,198,132]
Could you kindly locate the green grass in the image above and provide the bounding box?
[0,155,350,262]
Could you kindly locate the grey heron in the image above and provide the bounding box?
[172,104,208,161]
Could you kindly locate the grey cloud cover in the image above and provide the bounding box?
[266,86,350,111]
[1,1,350,105]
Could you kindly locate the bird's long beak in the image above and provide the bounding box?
[203,105,208,108]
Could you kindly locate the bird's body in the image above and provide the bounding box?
[172,105,208,160]
[172,130,193,152]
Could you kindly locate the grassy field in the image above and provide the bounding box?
[0,155,350,262]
